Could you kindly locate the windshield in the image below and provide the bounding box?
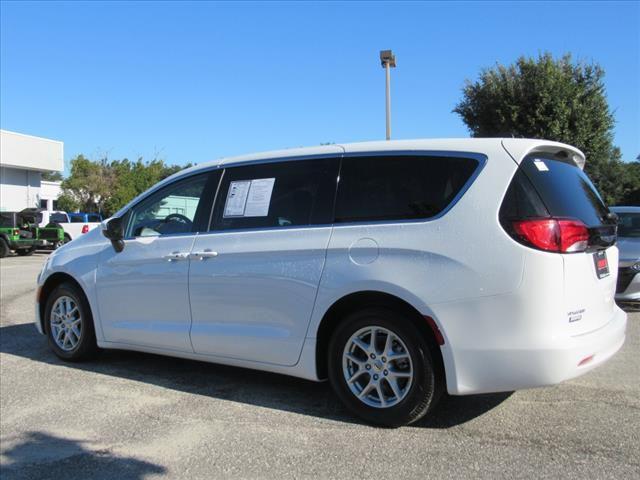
[617,212,640,238]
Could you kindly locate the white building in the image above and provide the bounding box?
[0,129,64,212]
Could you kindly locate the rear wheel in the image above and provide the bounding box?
[44,283,97,361]
[328,308,442,427]
[0,238,8,258]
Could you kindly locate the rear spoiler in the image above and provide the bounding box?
[502,138,586,170]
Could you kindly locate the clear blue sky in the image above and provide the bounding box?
[1,1,639,171]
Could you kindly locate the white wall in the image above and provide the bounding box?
[0,130,63,172]
[40,180,62,211]
[0,166,41,211]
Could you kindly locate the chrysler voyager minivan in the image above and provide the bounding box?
[35,139,627,426]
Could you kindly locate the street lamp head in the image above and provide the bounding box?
[380,50,396,68]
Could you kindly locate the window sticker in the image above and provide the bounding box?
[533,159,549,172]
[223,178,276,218]
[224,180,251,217]
[244,178,276,217]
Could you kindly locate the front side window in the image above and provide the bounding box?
[335,155,480,223]
[127,173,213,238]
[211,157,340,231]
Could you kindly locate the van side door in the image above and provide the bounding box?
[188,156,340,366]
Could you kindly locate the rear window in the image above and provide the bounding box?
[50,213,68,223]
[335,155,479,223]
[518,155,609,227]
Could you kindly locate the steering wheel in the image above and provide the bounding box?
[164,213,192,225]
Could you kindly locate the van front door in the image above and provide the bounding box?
[96,171,218,352]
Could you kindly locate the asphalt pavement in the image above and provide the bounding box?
[1,253,638,479]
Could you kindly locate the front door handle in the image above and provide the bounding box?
[189,250,219,260]
[163,251,189,261]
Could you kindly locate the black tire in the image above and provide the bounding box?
[16,246,36,256]
[63,234,72,244]
[0,238,9,258]
[43,282,98,361]
[328,307,443,427]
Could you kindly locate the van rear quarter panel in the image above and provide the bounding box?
[308,146,524,344]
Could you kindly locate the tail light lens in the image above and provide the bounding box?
[13,229,19,235]
[512,218,589,253]
[81,225,89,234]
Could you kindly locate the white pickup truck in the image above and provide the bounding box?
[23,209,103,244]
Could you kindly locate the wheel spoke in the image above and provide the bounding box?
[345,353,365,367]
[383,332,394,356]
[71,325,81,339]
[352,337,370,355]
[376,384,387,407]
[389,369,411,378]
[357,381,375,399]
[385,377,402,399]
[347,369,367,383]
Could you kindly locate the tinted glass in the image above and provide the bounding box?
[617,212,640,238]
[69,215,84,223]
[88,214,102,222]
[520,156,609,227]
[50,213,68,223]
[211,157,340,231]
[499,169,549,221]
[127,173,213,237]
[335,155,479,222]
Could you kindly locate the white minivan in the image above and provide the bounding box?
[35,138,627,426]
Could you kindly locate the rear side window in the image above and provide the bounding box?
[50,213,67,223]
[335,155,479,223]
[518,156,609,227]
[211,157,340,231]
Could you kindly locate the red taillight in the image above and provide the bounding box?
[81,225,89,234]
[13,229,19,235]
[512,218,589,253]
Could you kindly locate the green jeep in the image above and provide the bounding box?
[0,212,64,258]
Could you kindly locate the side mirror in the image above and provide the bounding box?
[102,217,125,253]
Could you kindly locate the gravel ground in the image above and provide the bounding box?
[1,253,639,479]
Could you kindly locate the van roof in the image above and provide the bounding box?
[178,138,584,175]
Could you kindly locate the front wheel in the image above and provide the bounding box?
[44,283,97,361]
[328,308,442,427]
[0,238,9,258]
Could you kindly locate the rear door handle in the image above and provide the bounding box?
[189,250,219,260]
[163,251,189,261]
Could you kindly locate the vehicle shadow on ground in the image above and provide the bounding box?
[0,322,511,429]
[0,431,165,480]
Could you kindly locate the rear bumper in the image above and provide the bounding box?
[443,305,627,395]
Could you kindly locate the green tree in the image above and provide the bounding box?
[453,52,637,205]
[55,193,80,213]
[60,155,114,213]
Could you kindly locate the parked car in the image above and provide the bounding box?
[0,211,64,257]
[610,206,640,302]
[21,209,102,244]
[34,138,627,427]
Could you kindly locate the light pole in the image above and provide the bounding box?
[380,50,396,141]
